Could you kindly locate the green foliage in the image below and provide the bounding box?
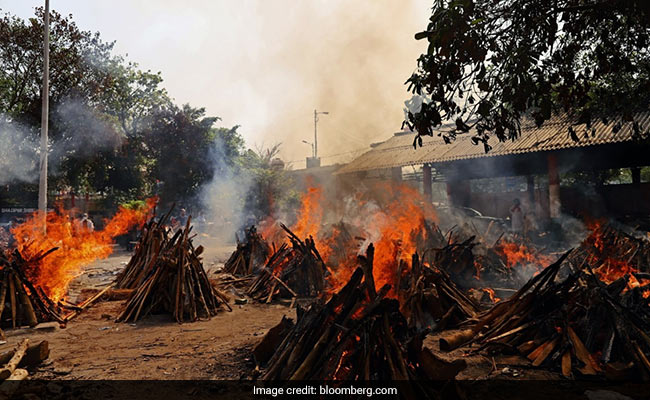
[0,8,234,210]
[405,0,650,150]
[144,104,220,204]
[0,7,294,221]
[240,144,294,219]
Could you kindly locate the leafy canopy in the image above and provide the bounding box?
[404,0,650,151]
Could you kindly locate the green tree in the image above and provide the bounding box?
[404,0,650,150]
[143,104,220,204]
[240,144,295,220]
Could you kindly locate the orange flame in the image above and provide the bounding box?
[281,182,437,296]
[482,287,500,303]
[582,219,640,288]
[292,185,324,240]
[494,240,553,269]
[11,198,157,301]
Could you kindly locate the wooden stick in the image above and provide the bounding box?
[13,275,37,327]
[0,339,28,380]
[63,283,115,322]
[8,276,16,329]
[0,341,48,368]
[270,274,298,298]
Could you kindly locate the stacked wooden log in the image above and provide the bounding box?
[223,225,271,276]
[439,250,650,380]
[0,249,63,332]
[399,252,480,332]
[115,211,231,323]
[247,224,326,302]
[256,244,466,392]
[0,339,49,396]
[425,234,478,288]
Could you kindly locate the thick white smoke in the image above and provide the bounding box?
[0,115,39,185]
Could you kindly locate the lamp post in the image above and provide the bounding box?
[38,0,50,219]
[302,140,315,158]
[313,109,329,159]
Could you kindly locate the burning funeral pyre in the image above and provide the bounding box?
[437,221,650,380]
[254,244,467,391]
[0,249,63,332]
[115,209,231,323]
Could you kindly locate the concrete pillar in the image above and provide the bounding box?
[526,175,535,204]
[422,164,432,202]
[632,167,641,185]
[446,180,471,207]
[391,167,402,182]
[547,154,561,218]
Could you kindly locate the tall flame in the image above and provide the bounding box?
[280,181,437,296]
[11,198,157,301]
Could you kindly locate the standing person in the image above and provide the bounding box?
[80,213,95,232]
[179,208,188,226]
[509,198,524,236]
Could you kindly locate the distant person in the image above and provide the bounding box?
[509,198,524,235]
[179,208,188,226]
[80,213,95,232]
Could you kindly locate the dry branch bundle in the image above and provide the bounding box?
[0,249,63,332]
[116,211,230,323]
[247,224,326,302]
[223,225,271,277]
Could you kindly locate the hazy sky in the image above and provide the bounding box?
[4,0,431,168]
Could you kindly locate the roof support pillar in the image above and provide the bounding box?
[547,153,561,219]
[526,175,535,204]
[632,167,641,185]
[446,180,471,208]
[422,164,432,203]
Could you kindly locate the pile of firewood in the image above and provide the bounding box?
[223,225,271,276]
[255,244,466,394]
[425,234,478,288]
[439,250,650,380]
[399,252,480,332]
[0,249,63,332]
[247,224,326,302]
[568,222,650,277]
[115,211,231,323]
[0,339,49,397]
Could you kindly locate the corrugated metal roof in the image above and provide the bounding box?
[336,113,650,174]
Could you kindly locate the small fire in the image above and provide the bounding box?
[582,219,641,289]
[495,240,553,269]
[482,287,500,303]
[11,198,156,301]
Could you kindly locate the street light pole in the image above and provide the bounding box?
[313,109,329,159]
[38,0,50,218]
[302,140,315,157]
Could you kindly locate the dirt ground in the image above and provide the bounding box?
[2,244,294,380]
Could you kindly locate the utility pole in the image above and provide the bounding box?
[38,0,50,218]
[313,109,329,159]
